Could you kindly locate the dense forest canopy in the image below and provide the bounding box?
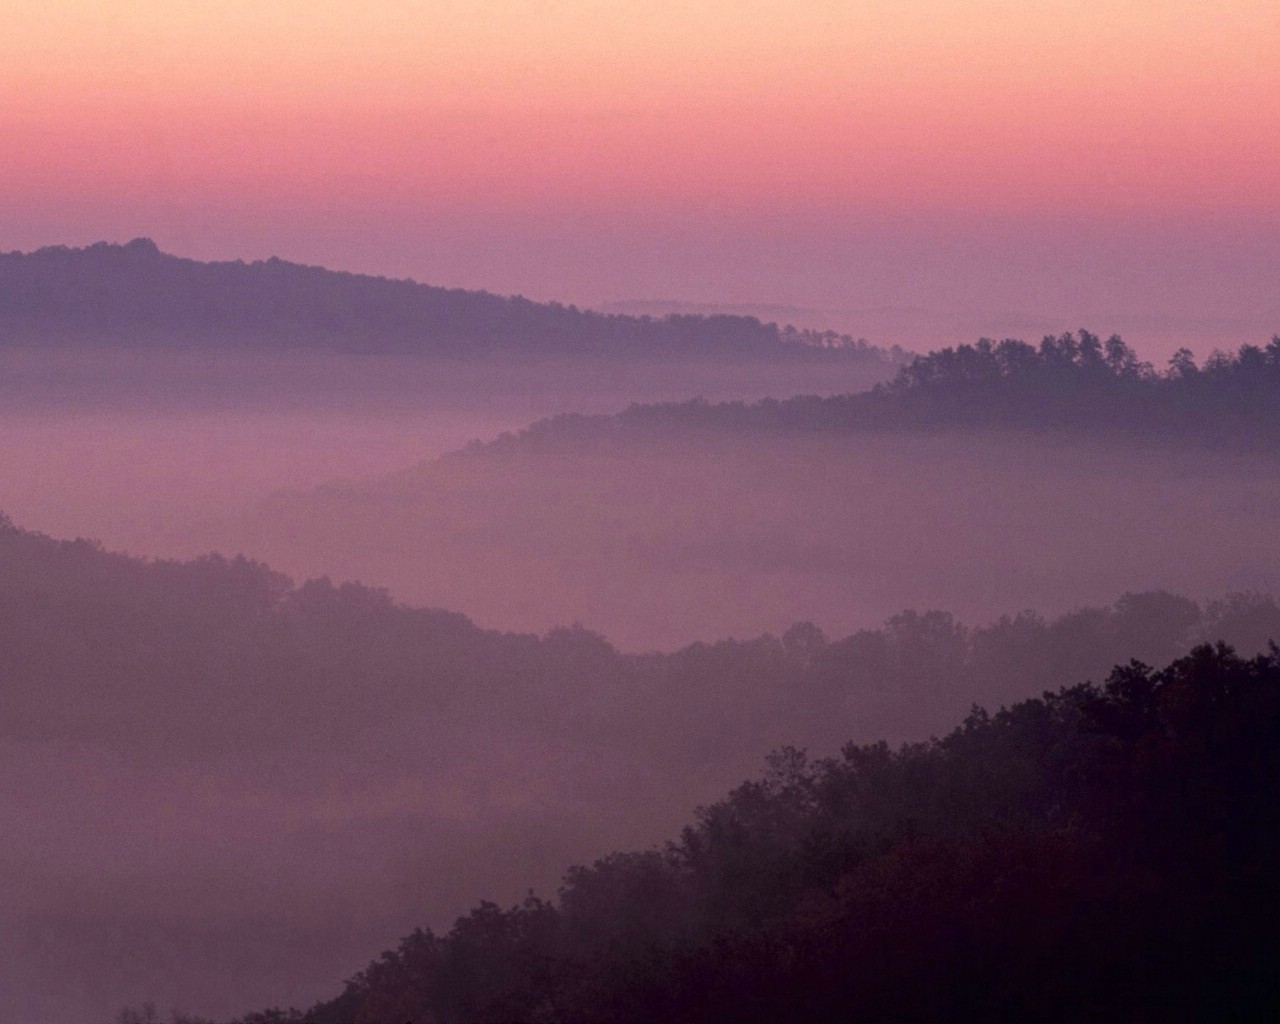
[0,240,900,363]
[218,640,1280,1024]
[482,331,1280,452]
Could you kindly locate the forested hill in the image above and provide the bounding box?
[480,331,1280,451]
[237,640,1280,1024]
[0,240,899,362]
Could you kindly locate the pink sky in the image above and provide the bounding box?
[3,1,1277,355]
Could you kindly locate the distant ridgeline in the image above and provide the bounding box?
[485,331,1280,450]
[0,239,898,361]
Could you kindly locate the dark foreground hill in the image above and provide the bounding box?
[0,239,900,362]
[235,640,1280,1024]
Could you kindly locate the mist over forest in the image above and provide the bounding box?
[8,0,1280,1014]
[4,516,1280,1022]
[170,333,1280,650]
[2,242,1278,1023]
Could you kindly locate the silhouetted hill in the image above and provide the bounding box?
[0,240,902,362]
[477,331,1280,452]
[236,640,1280,1024]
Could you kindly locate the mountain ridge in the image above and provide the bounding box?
[0,239,901,362]
[461,330,1280,455]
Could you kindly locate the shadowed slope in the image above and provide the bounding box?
[254,642,1280,1024]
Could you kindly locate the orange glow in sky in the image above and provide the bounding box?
[5,0,1277,211]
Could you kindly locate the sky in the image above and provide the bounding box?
[3,0,1278,355]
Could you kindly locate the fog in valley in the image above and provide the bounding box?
[0,346,894,554]
[2,243,1278,1023]
[198,428,1280,651]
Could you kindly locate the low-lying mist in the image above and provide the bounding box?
[5,336,1279,1022]
[0,346,892,552]
[190,429,1280,651]
[3,515,1278,1021]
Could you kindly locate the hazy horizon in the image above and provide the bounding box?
[4,223,1275,365]
[5,1,1278,364]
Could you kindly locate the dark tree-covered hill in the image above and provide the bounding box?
[252,641,1280,1024]
[480,331,1280,451]
[0,240,899,362]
